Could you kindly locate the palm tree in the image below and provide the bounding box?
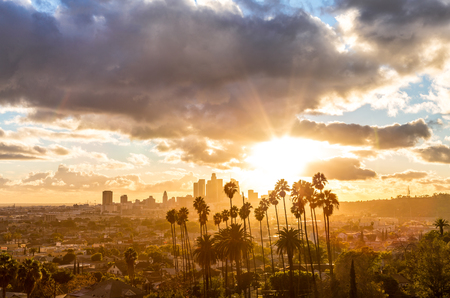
[179,207,194,282]
[224,182,239,224]
[214,213,223,230]
[269,190,285,271]
[230,205,239,224]
[307,190,323,280]
[124,247,137,286]
[200,203,211,235]
[323,190,339,276]
[254,206,266,280]
[293,179,318,297]
[290,204,310,292]
[0,253,18,298]
[176,213,187,276]
[193,197,206,235]
[276,228,302,298]
[222,209,230,227]
[214,224,253,294]
[434,218,449,236]
[260,198,275,274]
[166,209,178,272]
[193,234,217,296]
[239,202,253,274]
[18,259,41,298]
[275,179,291,229]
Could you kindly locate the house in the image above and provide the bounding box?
[65,279,145,298]
[107,264,123,276]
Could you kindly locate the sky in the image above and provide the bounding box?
[1,0,450,205]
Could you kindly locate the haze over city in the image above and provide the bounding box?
[1,0,450,205]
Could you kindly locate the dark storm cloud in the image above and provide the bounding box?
[292,118,431,149]
[304,157,377,180]
[415,145,450,164]
[0,0,391,144]
[381,170,428,181]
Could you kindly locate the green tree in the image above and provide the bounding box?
[349,259,357,298]
[0,253,18,298]
[90,253,103,262]
[124,247,137,286]
[434,218,449,237]
[18,259,42,298]
[275,227,302,298]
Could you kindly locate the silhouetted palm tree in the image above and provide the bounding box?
[293,179,318,297]
[224,182,239,224]
[214,213,223,230]
[230,205,239,224]
[179,207,194,281]
[434,217,449,236]
[275,179,291,229]
[176,213,187,276]
[0,253,18,298]
[276,228,302,298]
[18,259,41,298]
[214,224,253,294]
[166,209,178,272]
[124,247,137,286]
[269,190,285,271]
[193,234,217,296]
[222,209,230,227]
[323,190,339,276]
[260,198,275,274]
[254,206,266,279]
[194,196,206,235]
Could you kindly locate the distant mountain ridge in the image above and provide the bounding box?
[337,193,450,218]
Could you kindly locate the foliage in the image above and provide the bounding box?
[91,253,103,262]
[268,270,312,297]
[0,253,18,298]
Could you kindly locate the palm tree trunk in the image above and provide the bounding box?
[265,210,275,274]
[327,215,333,276]
[313,209,322,280]
[298,215,310,294]
[303,210,318,298]
[282,197,289,229]
[184,223,195,283]
[274,205,286,273]
[259,220,266,282]
[288,252,294,298]
[247,216,257,281]
[179,224,186,280]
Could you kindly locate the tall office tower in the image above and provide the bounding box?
[206,173,226,202]
[163,191,168,205]
[198,179,206,197]
[102,191,113,205]
[120,195,128,204]
[248,190,259,204]
[193,182,199,197]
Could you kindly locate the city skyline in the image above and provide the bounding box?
[1,0,450,204]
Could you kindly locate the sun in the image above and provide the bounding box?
[244,137,326,186]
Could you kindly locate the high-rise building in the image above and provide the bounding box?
[163,191,168,205]
[193,182,199,198]
[198,179,206,197]
[120,195,128,204]
[102,191,113,205]
[206,173,225,202]
[248,190,259,204]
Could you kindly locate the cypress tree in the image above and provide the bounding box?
[73,259,77,275]
[349,259,357,298]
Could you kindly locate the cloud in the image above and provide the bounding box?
[303,157,377,180]
[415,144,450,164]
[0,0,437,146]
[292,118,431,149]
[0,142,70,160]
[381,170,428,181]
[127,153,150,166]
[0,164,197,193]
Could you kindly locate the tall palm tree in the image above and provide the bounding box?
[200,203,211,235]
[193,197,206,235]
[18,259,41,298]
[176,213,187,276]
[224,182,239,224]
[124,247,137,286]
[222,209,230,227]
[179,207,194,282]
[275,179,291,229]
[276,228,302,298]
[260,198,275,274]
[434,218,449,236]
[166,209,178,272]
[290,204,310,292]
[214,224,253,294]
[0,253,18,298]
[254,206,266,280]
[293,179,318,297]
[193,234,217,296]
[307,190,323,280]
[239,202,253,272]
[214,213,223,230]
[269,190,285,271]
[323,190,339,276]
[241,201,257,279]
